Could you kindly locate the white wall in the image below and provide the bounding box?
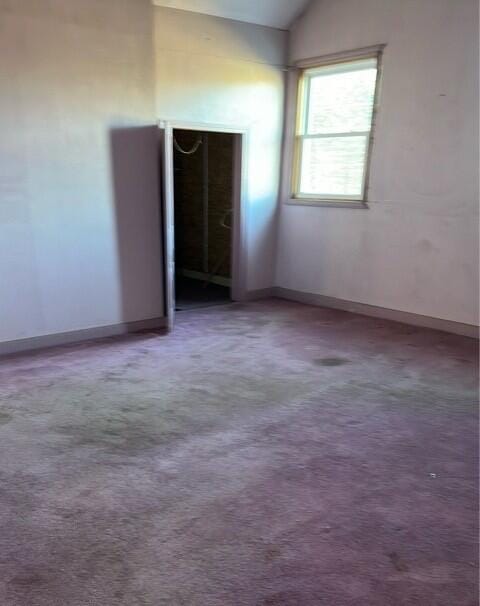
[153,7,287,292]
[0,0,163,344]
[3,0,475,346]
[276,0,479,326]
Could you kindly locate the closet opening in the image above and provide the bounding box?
[172,128,235,311]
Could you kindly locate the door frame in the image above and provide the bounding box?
[158,120,249,327]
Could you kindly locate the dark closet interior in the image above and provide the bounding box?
[173,129,234,310]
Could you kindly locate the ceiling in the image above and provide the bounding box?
[152,0,311,30]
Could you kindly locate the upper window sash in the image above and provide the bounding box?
[298,57,378,137]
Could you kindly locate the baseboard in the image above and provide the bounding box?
[272,288,479,339]
[0,316,168,357]
[179,268,231,288]
[243,288,275,301]
[3,290,475,356]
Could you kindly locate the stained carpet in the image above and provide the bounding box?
[0,300,478,605]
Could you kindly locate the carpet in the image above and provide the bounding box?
[0,299,477,605]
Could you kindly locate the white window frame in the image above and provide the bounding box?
[291,45,384,208]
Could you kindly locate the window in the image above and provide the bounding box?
[292,51,381,204]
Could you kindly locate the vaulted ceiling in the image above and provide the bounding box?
[152,0,312,30]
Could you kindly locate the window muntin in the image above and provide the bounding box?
[294,56,379,201]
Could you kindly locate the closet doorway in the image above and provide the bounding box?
[172,128,236,311]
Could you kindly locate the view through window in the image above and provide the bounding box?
[293,55,380,202]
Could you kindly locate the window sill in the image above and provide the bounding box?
[287,198,369,209]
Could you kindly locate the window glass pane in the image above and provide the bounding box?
[306,64,377,135]
[299,135,368,197]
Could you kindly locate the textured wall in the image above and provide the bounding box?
[276,0,479,326]
[0,0,163,343]
[173,130,233,278]
[173,130,205,275]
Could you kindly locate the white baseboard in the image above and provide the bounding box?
[3,289,476,356]
[179,268,231,288]
[272,287,479,339]
[0,316,167,357]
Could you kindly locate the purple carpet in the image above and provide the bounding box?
[0,299,478,605]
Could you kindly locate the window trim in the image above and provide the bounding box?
[290,45,385,208]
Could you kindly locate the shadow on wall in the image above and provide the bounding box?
[109,127,164,324]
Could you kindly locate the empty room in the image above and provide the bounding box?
[0,1,478,605]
